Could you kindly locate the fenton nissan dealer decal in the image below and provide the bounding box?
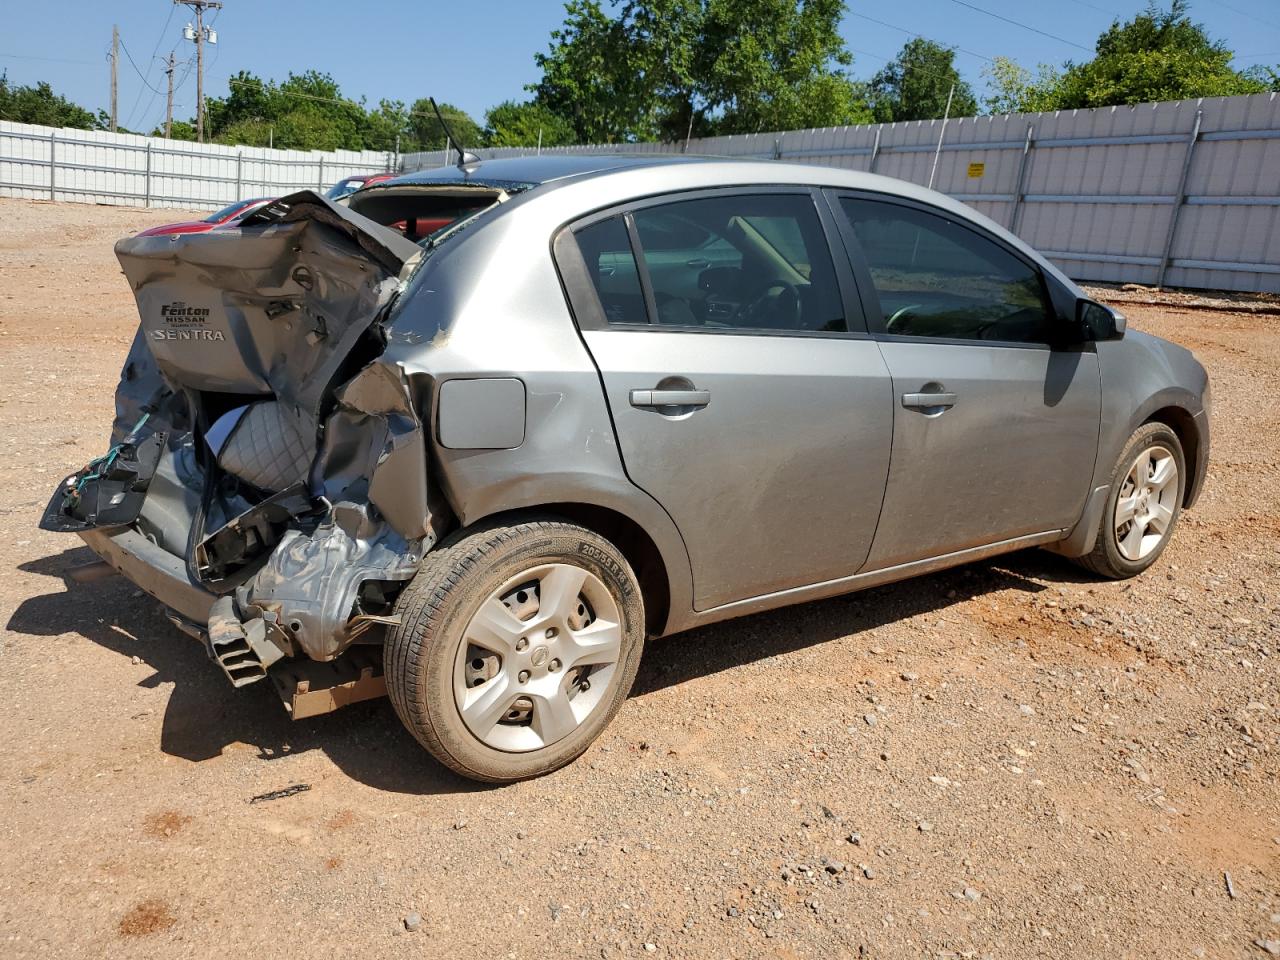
[151,302,225,341]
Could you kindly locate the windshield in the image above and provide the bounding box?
[324,177,366,201]
[203,200,250,223]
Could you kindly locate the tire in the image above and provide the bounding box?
[1074,422,1186,579]
[385,518,645,783]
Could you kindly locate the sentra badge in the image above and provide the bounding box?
[151,301,224,341]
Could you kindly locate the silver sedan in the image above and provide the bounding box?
[43,154,1210,782]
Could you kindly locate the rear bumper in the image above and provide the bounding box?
[79,524,216,626]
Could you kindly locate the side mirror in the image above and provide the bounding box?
[1077,299,1126,341]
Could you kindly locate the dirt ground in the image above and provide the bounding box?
[0,197,1277,960]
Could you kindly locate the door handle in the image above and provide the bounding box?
[686,258,711,269]
[901,392,957,410]
[630,388,711,408]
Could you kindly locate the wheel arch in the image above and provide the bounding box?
[460,496,687,638]
[1142,404,1201,508]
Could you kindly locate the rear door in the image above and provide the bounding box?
[556,188,894,611]
[830,192,1102,569]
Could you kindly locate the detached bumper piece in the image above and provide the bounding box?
[270,645,386,720]
[206,595,287,687]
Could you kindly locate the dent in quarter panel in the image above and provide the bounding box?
[437,378,527,450]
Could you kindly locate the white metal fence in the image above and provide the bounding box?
[403,92,1280,294]
[0,120,395,210]
[4,93,1278,292]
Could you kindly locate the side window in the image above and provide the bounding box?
[632,194,846,333]
[574,216,646,325]
[840,197,1053,344]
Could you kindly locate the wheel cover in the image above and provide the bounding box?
[1113,444,1179,562]
[453,563,623,753]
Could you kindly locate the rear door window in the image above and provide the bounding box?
[631,194,846,333]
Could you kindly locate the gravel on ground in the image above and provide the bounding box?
[1,198,1276,959]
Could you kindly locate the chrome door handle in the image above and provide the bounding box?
[901,392,957,409]
[630,388,711,408]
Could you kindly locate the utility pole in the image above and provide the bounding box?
[109,24,119,132]
[176,0,222,143]
[164,51,175,139]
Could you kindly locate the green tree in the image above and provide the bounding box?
[361,99,410,152]
[484,100,578,147]
[1247,65,1280,92]
[156,119,196,141]
[867,38,977,123]
[0,75,96,128]
[700,0,871,134]
[532,1,646,141]
[406,100,484,153]
[531,0,870,142]
[1040,1,1265,109]
[980,57,1061,115]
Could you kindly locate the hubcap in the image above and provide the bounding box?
[453,563,623,753]
[1113,444,1179,561]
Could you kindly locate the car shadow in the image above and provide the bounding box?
[9,545,1090,796]
[631,548,1092,697]
[8,546,483,798]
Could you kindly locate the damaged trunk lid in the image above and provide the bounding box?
[43,191,442,678]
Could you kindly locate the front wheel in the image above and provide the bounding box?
[385,518,645,783]
[1074,422,1186,579]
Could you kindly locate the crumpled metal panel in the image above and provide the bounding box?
[241,501,423,661]
[52,191,440,665]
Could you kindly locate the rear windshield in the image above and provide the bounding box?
[203,200,249,223]
[324,177,366,201]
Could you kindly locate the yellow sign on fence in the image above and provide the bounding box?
[967,162,986,178]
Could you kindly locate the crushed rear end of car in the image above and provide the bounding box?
[40,190,467,713]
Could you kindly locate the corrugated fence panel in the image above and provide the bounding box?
[0,120,393,210]
[6,93,1279,291]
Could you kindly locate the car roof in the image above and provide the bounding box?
[388,153,711,191]
[394,153,1083,296]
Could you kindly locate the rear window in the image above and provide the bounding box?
[574,216,646,324]
[203,200,248,223]
[324,177,366,201]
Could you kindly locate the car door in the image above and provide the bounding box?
[828,192,1102,570]
[555,188,894,611]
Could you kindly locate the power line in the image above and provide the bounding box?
[1056,0,1121,16]
[0,51,96,65]
[118,38,167,97]
[847,11,998,63]
[941,0,1094,53]
[124,6,176,130]
[849,46,984,93]
[1214,0,1280,33]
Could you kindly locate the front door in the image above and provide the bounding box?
[832,193,1102,570]
[560,189,894,611]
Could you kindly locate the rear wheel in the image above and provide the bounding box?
[385,519,645,782]
[1074,422,1185,579]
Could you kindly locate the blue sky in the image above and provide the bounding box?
[2,1,1278,132]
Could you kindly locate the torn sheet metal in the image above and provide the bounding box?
[43,190,440,673]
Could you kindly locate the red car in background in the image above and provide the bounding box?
[324,172,397,201]
[136,197,275,237]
